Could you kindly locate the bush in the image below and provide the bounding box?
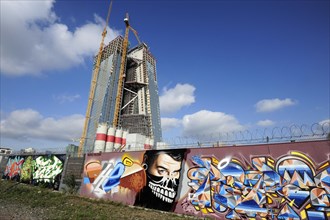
[63,174,79,194]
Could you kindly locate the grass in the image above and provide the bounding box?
[0,180,200,219]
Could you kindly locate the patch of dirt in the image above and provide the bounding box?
[0,198,48,220]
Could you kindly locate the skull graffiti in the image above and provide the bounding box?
[134,149,185,211]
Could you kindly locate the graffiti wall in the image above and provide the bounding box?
[80,140,330,219]
[2,154,66,190]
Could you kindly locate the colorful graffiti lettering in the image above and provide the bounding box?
[186,151,330,219]
[83,156,146,197]
[82,150,186,212]
[1,154,65,190]
[33,155,63,183]
[4,156,24,180]
[21,156,33,182]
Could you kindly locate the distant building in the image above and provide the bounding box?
[66,144,79,157]
[82,37,162,153]
[0,147,12,155]
[20,147,36,154]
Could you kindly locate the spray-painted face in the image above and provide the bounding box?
[147,153,182,204]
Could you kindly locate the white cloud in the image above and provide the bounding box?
[255,98,297,112]
[319,119,330,131]
[54,94,81,104]
[160,83,196,114]
[181,110,244,137]
[0,109,84,142]
[0,0,120,76]
[319,119,330,126]
[161,117,182,131]
[257,119,275,127]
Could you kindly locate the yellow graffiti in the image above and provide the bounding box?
[291,151,315,174]
[318,161,329,171]
[300,210,307,219]
[289,199,295,207]
[122,157,134,167]
[211,157,219,166]
[305,204,311,209]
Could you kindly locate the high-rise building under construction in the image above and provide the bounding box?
[82,36,162,153]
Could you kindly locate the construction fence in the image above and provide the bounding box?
[79,139,330,219]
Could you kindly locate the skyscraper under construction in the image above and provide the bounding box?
[81,34,162,153]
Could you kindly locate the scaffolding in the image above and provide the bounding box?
[119,44,161,141]
[120,114,151,137]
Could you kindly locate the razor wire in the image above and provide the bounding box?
[163,122,330,148]
[8,122,330,154]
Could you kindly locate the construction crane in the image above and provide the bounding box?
[78,0,113,157]
[129,25,141,45]
[112,13,141,127]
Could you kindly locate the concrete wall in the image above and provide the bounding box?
[60,156,85,189]
[1,154,66,190]
[0,155,9,177]
[80,140,330,219]
[0,153,84,191]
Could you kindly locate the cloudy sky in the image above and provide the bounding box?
[1,0,329,150]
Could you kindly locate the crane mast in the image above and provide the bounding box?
[78,1,113,157]
[112,13,139,127]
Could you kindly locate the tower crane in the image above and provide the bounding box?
[129,25,141,45]
[112,13,141,127]
[78,0,113,157]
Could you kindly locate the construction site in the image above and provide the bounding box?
[77,0,163,156]
[1,1,329,219]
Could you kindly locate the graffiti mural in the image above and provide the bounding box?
[83,156,145,196]
[33,155,64,183]
[4,156,24,180]
[82,149,186,211]
[1,154,66,190]
[79,140,329,219]
[21,156,33,183]
[186,151,330,219]
[135,149,186,211]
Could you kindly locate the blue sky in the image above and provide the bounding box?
[1,0,329,150]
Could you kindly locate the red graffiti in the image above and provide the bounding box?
[5,157,24,179]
